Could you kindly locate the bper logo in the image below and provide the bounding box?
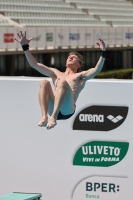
[86,182,120,192]
[72,176,128,200]
[73,105,128,131]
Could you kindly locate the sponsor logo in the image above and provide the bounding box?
[4,33,14,43]
[125,33,133,39]
[46,33,53,41]
[95,33,101,39]
[69,33,80,40]
[79,114,104,122]
[86,182,120,193]
[73,105,128,131]
[107,115,123,123]
[72,176,128,200]
[85,33,91,40]
[85,181,120,198]
[33,35,41,41]
[58,33,64,40]
[73,141,129,167]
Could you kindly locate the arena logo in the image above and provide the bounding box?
[73,105,128,131]
[107,115,123,123]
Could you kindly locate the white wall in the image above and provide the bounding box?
[0,77,133,200]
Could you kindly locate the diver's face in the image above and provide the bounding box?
[66,54,80,68]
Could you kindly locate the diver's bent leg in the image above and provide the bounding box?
[38,80,54,126]
[46,78,73,129]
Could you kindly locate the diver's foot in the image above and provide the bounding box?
[46,117,57,130]
[38,117,48,127]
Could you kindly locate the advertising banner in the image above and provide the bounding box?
[129,28,133,45]
[72,176,131,200]
[78,27,86,46]
[4,27,17,50]
[85,27,94,46]
[26,27,37,49]
[115,28,123,45]
[60,27,69,47]
[123,28,130,46]
[101,28,109,46]
[45,27,55,48]
[55,27,62,48]
[0,78,133,200]
[69,27,79,47]
[0,27,133,50]
[0,27,7,49]
[108,28,115,45]
[36,27,46,49]
[94,28,102,45]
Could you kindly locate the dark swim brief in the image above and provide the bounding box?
[57,111,75,120]
[49,105,76,120]
[57,105,76,120]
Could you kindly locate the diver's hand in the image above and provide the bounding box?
[96,38,106,51]
[15,30,33,46]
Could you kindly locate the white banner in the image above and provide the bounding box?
[129,28,133,44]
[69,27,79,47]
[45,27,55,48]
[55,27,62,48]
[26,27,37,49]
[85,27,94,46]
[122,28,130,46]
[61,27,69,47]
[115,28,123,45]
[7,28,18,51]
[94,28,102,44]
[5,27,17,50]
[0,27,133,50]
[101,28,109,46]
[108,28,115,45]
[36,27,46,49]
[73,176,132,200]
[0,27,7,49]
[78,27,86,46]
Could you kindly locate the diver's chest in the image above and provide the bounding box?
[65,75,81,85]
[60,73,81,82]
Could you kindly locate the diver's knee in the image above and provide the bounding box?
[40,80,50,88]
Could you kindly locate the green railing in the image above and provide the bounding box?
[0,192,42,200]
